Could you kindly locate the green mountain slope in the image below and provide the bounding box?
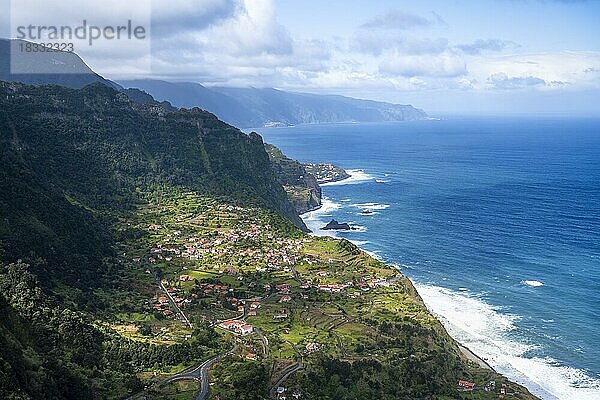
[0,82,306,282]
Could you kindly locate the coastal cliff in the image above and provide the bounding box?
[265,143,353,215]
[265,143,322,214]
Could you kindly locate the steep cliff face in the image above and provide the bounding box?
[265,143,322,214]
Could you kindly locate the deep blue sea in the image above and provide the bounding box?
[255,117,600,400]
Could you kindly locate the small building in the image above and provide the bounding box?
[305,342,320,352]
[235,324,254,335]
[249,301,262,309]
[219,320,238,330]
[279,295,292,303]
[276,284,291,294]
[274,310,288,320]
[458,380,475,391]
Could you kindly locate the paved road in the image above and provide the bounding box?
[158,279,192,329]
[335,334,348,357]
[285,340,301,360]
[195,347,236,400]
[155,346,236,400]
[255,328,270,356]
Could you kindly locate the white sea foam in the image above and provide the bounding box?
[522,280,544,287]
[352,202,391,211]
[321,169,375,186]
[415,283,600,400]
[363,248,383,261]
[300,197,342,237]
[349,240,370,246]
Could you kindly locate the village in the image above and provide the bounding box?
[118,192,527,400]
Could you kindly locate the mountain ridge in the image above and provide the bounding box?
[119,79,428,128]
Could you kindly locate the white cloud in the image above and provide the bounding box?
[141,0,339,84]
[351,31,448,56]
[379,50,467,78]
[487,72,547,89]
[11,0,597,103]
[467,51,600,90]
[151,0,235,34]
[360,10,439,30]
[455,38,520,55]
[197,0,293,56]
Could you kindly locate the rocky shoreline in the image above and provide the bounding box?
[266,143,351,215]
[299,169,539,400]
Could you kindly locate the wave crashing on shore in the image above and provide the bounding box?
[415,284,600,400]
[321,169,375,186]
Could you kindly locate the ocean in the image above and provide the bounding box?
[254,117,600,400]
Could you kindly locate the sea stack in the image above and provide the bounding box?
[322,219,355,230]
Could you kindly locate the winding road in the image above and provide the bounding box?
[254,327,270,356]
[194,347,236,400]
[158,346,237,400]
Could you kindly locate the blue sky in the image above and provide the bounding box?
[278,1,600,52]
[3,0,600,115]
[271,0,600,115]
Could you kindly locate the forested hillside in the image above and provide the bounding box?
[0,82,304,279]
[0,81,306,398]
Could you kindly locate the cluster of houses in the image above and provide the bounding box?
[197,282,231,296]
[273,309,289,320]
[142,216,310,277]
[218,319,254,335]
[316,283,349,293]
[294,274,398,295]
[152,285,191,317]
[457,380,510,397]
[138,202,405,342]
